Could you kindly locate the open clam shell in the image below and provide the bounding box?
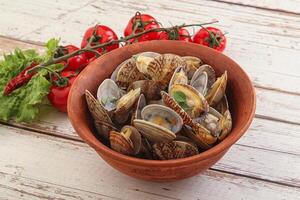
[85,90,113,141]
[190,71,208,95]
[182,56,203,79]
[161,91,193,126]
[181,124,215,150]
[128,80,166,101]
[133,104,182,143]
[110,125,142,155]
[147,54,186,84]
[97,79,124,112]
[133,119,176,143]
[168,66,188,92]
[191,65,216,89]
[131,94,146,123]
[115,57,145,88]
[114,88,141,124]
[142,104,183,133]
[215,95,229,114]
[218,110,232,141]
[152,141,199,160]
[199,107,223,137]
[135,51,161,74]
[169,84,209,119]
[206,71,228,106]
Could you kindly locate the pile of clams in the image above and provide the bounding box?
[85,52,232,160]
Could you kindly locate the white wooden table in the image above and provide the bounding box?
[0,1,300,199]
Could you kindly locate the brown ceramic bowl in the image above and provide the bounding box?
[68,40,256,182]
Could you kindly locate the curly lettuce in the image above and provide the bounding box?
[0,38,61,122]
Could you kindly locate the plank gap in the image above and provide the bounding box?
[209,0,300,16]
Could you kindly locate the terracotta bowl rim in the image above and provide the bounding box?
[68,40,256,167]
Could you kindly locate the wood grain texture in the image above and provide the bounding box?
[0,125,300,200]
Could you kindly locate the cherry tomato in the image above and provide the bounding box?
[124,13,161,42]
[48,71,77,113]
[193,27,226,52]
[64,45,79,53]
[81,25,119,59]
[88,56,97,63]
[55,45,89,71]
[159,28,192,42]
[65,54,88,71]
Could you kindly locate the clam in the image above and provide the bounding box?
[133,104,183,143]
[215,96,232,140]
[168,66,188,91]
[182,124,217,150]
[218,110,232,141]
[135,52,161,74]
[113,88,141,124]
[199,107,223,137]
[97,79,124,112]
[147,54,186,84]
[161,91,193,126]
[182,56,203,79]
[190,71,208,95]
[168,84,209,119]
[152,141,199,160]
[85,90,113,141]
[206,71,228,106]
[131,94,146,123]
[215,95,229,114]
[115,57,145,88]
[128,80,167,101]
[190,64,216,95]
[110,125,142,155]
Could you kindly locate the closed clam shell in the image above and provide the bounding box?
[169,84,209,119]
[114,88,141,124]
[161,91,193,126]
[168,66,188,92]
[85,90,113,141]
[206,71,228,106]
[182,56,203,79]
[135,52,161,74]
[97,79,124,112]
[152,141,199,160]
[115,57,145,88]
[147,54,186,84]
[109,125,142,155]
[128,80,167,101]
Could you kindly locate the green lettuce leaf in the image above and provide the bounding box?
[0,38,61,122]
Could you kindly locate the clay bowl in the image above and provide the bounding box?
[68,40,256,182]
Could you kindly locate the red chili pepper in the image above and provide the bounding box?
[3,62,38,96]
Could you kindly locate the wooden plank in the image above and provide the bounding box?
[240,118,300,155]
[0,125,300,200]
[212,0,300,14]
[0,0,299,93]
[0,172,116,200]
